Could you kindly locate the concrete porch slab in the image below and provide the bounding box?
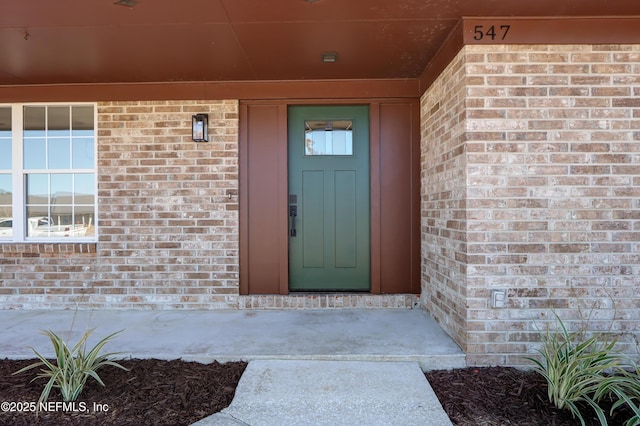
[0,308,465,370]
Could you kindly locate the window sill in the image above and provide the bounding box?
[0,242,97,257]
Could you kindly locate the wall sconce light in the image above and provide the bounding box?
[322,52,338,63]
[192,114,209,142]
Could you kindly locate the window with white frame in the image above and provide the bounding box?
[0,107,11,238]
[0,104,97,242]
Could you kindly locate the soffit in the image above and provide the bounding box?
[1,0,639,85]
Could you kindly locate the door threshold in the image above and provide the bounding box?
[289,290,371,294]
[238,294,419,310]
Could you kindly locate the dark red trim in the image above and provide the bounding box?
[419,20,465,94]
[239,103,250,295]
[0,79,420,103]
[369,102,382,294]
[277,104,289,295]
[463,17,640,45]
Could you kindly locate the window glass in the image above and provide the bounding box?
[25,171,94,239]
[72,138,94,169]
[26,174,48,204]
[8,104,95,240]
[305,120,353,156]
[0,107,13,237]
[0,107,10,133]
[47,106,70,137]
[26,208,51,238]
[74,205,95,236]
[74,174,95,203]
[0,107,11,170]
[0,174,11,238]
[23,138,46,169]
[72,106,94,136]
[48,138,71,169]
[0,175,11,197]
[50,173,73,203]
[0,139,11,170]
[0,217,13,237]
[24,106,45,137]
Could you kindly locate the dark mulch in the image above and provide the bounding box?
[0,358,247,426]
[1,360,636,425]
[426,367,636,426]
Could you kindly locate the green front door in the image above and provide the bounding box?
[288,105,370,291]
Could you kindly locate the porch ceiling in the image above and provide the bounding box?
[1,0,639,86]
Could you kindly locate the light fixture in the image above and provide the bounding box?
[322,52,338,63]
[192,114,209,142]
[114,0,138,7]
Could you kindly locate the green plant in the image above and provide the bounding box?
[14,328,128,407]
[527,313,640,426]
[609,363,640,426]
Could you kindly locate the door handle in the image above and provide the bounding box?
[289,205,297,237]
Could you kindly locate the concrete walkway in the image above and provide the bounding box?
[194,360,453,426]
[0,308,463,425]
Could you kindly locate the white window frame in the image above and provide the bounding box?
[0,103,98,243]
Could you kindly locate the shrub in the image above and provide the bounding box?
[528,313,640,426]
[14,328,128,408]
[609,363,640,426]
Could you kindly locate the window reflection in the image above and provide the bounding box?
[0,107,11,171]
[0,217,12,236]
[23,106,95,170]
[0,108,12,237]
[0,174,11,238]
[25,209,95,238]
[24,106,45,137]
[21,106,95,238]
[24,138,46,169]
[48,138,71,169]
[305,120,353,156]
[47,106,70,136]
[72,106,94,135]
[0,107,10,132]
[0,139,11,170]
[0,175,11,198]
[72,138,94,168]
[25,172,95,238]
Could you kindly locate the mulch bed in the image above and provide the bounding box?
[426,366,636,426]
[0,358,247,426]
[1,360,636,425]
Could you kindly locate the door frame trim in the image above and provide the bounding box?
[277,104,289,294]
[240,98,418,296]
[369,102,381,294]
[238,102,290,295]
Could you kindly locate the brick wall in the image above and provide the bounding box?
[421,45,640,366]
[420,51,469,350]
[0,100,240,309]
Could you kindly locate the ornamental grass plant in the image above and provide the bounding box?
[609,362,640,426]
[528,313,640,426]
[13,327,128,409]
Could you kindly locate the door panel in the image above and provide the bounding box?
[334,170,357,268]
[302,170,324,268]
[288,105,370,291]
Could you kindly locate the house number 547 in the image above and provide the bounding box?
[473,25,511,41]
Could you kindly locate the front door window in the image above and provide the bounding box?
[304,120,353,156]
